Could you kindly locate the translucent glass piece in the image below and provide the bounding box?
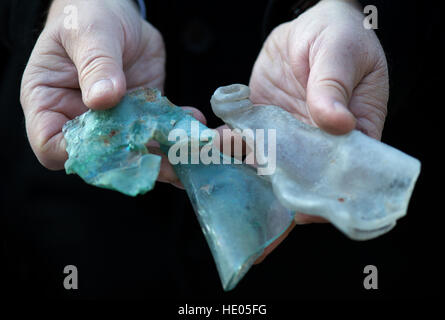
[211,84,421,240]
[161,146,294,291]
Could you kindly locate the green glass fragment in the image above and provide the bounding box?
[63,88,211,196]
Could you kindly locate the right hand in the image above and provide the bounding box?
[20,0,203,186]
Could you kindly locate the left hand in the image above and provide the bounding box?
[250,0,389,263]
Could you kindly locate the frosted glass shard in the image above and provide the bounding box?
[161,146,294,291]
[211,84,421,240]
[63,88,211,196]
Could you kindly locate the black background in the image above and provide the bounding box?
[0,0,442,304]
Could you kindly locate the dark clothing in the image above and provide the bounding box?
[0,0,442,300]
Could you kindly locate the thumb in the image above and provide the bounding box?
[306,46,359,135]
[64,24,126,110]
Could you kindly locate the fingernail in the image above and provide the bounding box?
[171,180,185,190]
[88,79,114,101]
[333,101,348,112]
[294,214,309,225]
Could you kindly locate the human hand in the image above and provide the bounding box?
[250,0,389,262]
[20,0,203,185]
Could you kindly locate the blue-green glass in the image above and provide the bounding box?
[63,88,210,196]
[63,88,294,290]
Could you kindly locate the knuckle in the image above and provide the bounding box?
[20,75,39,116]
[27,117,65,170]
[78,53,116,83]
[146,22,163,43]
[142,21,165,54]
[19,80,29,109]
[318,77,351,102]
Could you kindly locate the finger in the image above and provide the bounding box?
[181,106,207,126]
[254,212,329,264]
[146,146,184,189]
[214,125,252,161]
[22,87,87,170]
[27,114,68,171]
[254,221,297,264]
[147,106,207,187]
[348,65,388,140]
[294,213,329,224]
[306,41,361,135]
[61,16,126,110]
